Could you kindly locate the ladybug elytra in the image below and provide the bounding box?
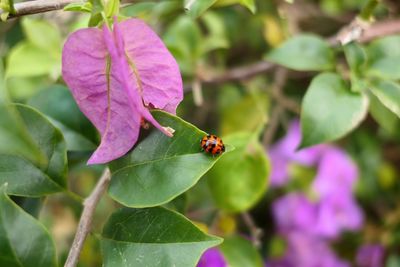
[201,134,225,156]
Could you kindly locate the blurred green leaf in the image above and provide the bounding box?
[387,255,400,267]
[369,92,400,134]
[105,0,119,18]
[300,73,368,148]
[101,207,222,267]
[28,85,97,151]
[164,16,203,75]
[219,235,263,267]
[0,185,57,267]
[220,91,268,135]
[108,111,230,208]
[0,61,45,166]
[7,76,51,101]
[266,34,334,71]
[344,42,367,76]
[207,132,269,212]
[202,12,229,52]
[6,42,60,78]
[216,0,256,13]
[64,1,93,12]
[366,35,400,80]
[184,0,217,18]
[0,104,67,196]
[370,80,400,118]
[120,2,157,18]
[21,18,61,53]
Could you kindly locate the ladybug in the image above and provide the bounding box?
[201,134,225,156]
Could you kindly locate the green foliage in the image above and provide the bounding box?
[2,2,400,267]
[300,73,369,148]
[0,62,46,166]
[108,111,230,208]
[215,0,257,13]
[266,34,334,71]
[0,185,57,267]
[219,88,268,135]
[0,104,67,196]
[28,85,98,151]
[366,35,400,80]
[208,132,269,212]
[184,0,217,18]
[370,80,400,118]
[101,207,222,267]
[6,18,61,79]
[220,236,264,267]
[369,93,400,135]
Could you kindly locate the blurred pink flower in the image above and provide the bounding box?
[197,248,227,267]
[272,193,318,235]
[315,194,364,238]
[62,18,183,164]
[268,120,326,187]
[356,244,385,267]
[312,147,359,198]
[269,233,350,267]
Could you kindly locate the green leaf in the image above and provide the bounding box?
[366,35,400,80]
[207,132,269,212]
[6,42,60,78]
[220,236,263,267]
[0,61,45,165]
[202,12,229,52]
[184,0,217,18]
[239,0,256,13]
[28,85,98,151]
[266,34,334,71]
[101,207,222,267]
[369,92,400,135]
[343,42,367,76]
[0,104,67,196]
[387,254,400,267]
[105,0,119,18]
[64,1,93,12]
[300,73,369,148]
[370,80,400,118]
[220,91,268,135]
[164,16,203,75]
[0,185,57,267]
[21,18,61,53]
[120,2,157,18]
[215,0,256,13]
[108,111,230,208]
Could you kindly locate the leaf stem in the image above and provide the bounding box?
[64,168,111,267]
[359,0,379,21]
[241,212,263,249]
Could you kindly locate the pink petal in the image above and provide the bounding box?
[107,20,173,137]
[117,19,183,114]
[62,28,140,164]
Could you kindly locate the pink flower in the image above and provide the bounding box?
[268,120,326,187]
[312,147,359,198]
[197,248,227,267]
[356,244,385,267]
[272,193,318,235]
[315,194,364,238]
[62,18,183,164]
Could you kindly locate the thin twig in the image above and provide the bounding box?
[262,68,289,147]
[64,168,111,267]
[1,0,81,19]
[241,212,263,249]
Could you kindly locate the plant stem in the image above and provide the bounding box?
[64,168,111,267]
[359,0,379,21]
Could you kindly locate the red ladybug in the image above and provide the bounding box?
[201,134,225,155]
